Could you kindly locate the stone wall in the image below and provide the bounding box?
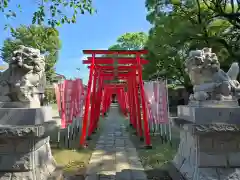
[173,125,240,180]
[0,126,58,179]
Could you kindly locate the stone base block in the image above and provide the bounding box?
[0,127,59,180]
[173,129,240,180]
[178,105,240,124]
[0,106,53,126]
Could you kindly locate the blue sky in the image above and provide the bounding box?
[0,0,151,84]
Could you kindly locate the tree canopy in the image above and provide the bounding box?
[0,25,61,83]
[104,32,148,83]
[0,0,95,27]
[143,0,240,89]
[109,32,148,51]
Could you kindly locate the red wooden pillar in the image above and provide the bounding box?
[136,53,151,147]
[129,77,137,130]
[116,88,122,112]
[88,68,98,138]
[126,81,133,126]
[133,72,143,139]
[128,77,134,127]
[102,87,108,115]
[107,88,112,111]
[80,53,95,146]
[93,74,104,130]
[120,88,127,116]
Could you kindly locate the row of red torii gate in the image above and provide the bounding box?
[54,50,169,148]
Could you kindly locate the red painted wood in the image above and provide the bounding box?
[83,49,148,54]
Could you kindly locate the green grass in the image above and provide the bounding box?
[127,126,179,169]
[136,136,178,169]
[51,103,58,111]
[51,118,104,177]
[52,148,90,174]
[124,116,180,179]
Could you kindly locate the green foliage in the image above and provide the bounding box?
[104,32,148,58]
[0,25,61,83]
[113,32,148,50]
[105,32,148,83]
[143,0,240,88]
[1,0,95,27]
[44,87,56,103]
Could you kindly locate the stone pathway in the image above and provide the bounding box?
[85,106,147,180]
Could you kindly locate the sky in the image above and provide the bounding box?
[0,0,151,84]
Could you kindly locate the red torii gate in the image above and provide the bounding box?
[80,50,152,148]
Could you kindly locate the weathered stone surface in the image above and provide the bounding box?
[185,48,240,101]
[0,45,46,108]
[178,105,240,124]
[199,134,240,153]
[0,132,57,179]
[85,106,147,180]
[0,46,58,179]
[131,170,147,180]
[85,174,99,180]
[173,126,240,179]
[172,48,240,179]
[116,170,132,180]
[0,107,53,126]
[194,124,240,133]
[0,125,45,137]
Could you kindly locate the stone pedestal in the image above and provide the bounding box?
[172,103,240,180]
[0,105,62,180]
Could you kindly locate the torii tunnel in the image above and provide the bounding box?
[80,50,152,148]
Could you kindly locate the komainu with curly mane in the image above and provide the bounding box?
[0,45,46,107]
[185,47,240,101]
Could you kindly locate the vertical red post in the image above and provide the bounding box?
[136,53,151,147]
[133,72,143,139]
[129,76,137,129]
[103,87,108,115]
[80,53,95,146]
[88,69,98,138]
[93,74,104,130]
[127,80,133,126]
[128,77,134,127]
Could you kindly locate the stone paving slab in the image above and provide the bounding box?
[85,106,147,180]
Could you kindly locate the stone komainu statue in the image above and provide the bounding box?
[0,45,46,105]
[185,47,240,101]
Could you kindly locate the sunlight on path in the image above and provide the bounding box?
[85,105,147,180]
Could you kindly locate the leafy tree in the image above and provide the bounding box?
[143,0,239,90]
[105,32,148,57]
[104,32,148,62]
[104,32,148,83]
[1,0,95,27]
[111,32,147,50]
[0,25,61,83]
[200,0,240,29]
